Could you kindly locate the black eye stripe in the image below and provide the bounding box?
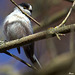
[19,3,29,9]
[19,3,32,13]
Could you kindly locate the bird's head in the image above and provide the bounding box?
[14,3,32,15]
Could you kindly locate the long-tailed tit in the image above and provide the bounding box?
[3,3,41,68]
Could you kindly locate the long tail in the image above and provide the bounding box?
[22,43,42,68]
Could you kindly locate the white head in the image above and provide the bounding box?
[14,3,32,15]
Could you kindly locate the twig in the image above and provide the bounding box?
[55,0,75,40]
[10,0,41,26]
[56,0,75,28]
[4,51,37,70]
[33,8,69,32]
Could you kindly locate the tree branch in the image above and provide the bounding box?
[10,0,41,26]
[33,0,75,32]
[33,8,69,32]
[4,51,37,70]
[0,24,75,52]
[56,0,75,28]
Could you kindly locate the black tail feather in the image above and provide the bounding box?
[22,42,42,68]
[17,47,20,54]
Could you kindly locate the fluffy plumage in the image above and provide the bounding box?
[3,3,41,68]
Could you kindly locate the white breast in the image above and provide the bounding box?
[4,9,33,34]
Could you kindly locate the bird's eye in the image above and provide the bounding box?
[23,7,26,9]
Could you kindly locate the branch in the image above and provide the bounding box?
[56,0,75,28]
[0,24,75,52]
[33,8,69,32]
[10,0,41,26]
[33,0,75,32]
[4,51,37,70]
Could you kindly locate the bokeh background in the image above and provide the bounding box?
[0,0,75,75]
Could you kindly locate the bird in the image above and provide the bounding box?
[3,3,41,68]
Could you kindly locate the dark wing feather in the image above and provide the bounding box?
[17,47,20,54]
